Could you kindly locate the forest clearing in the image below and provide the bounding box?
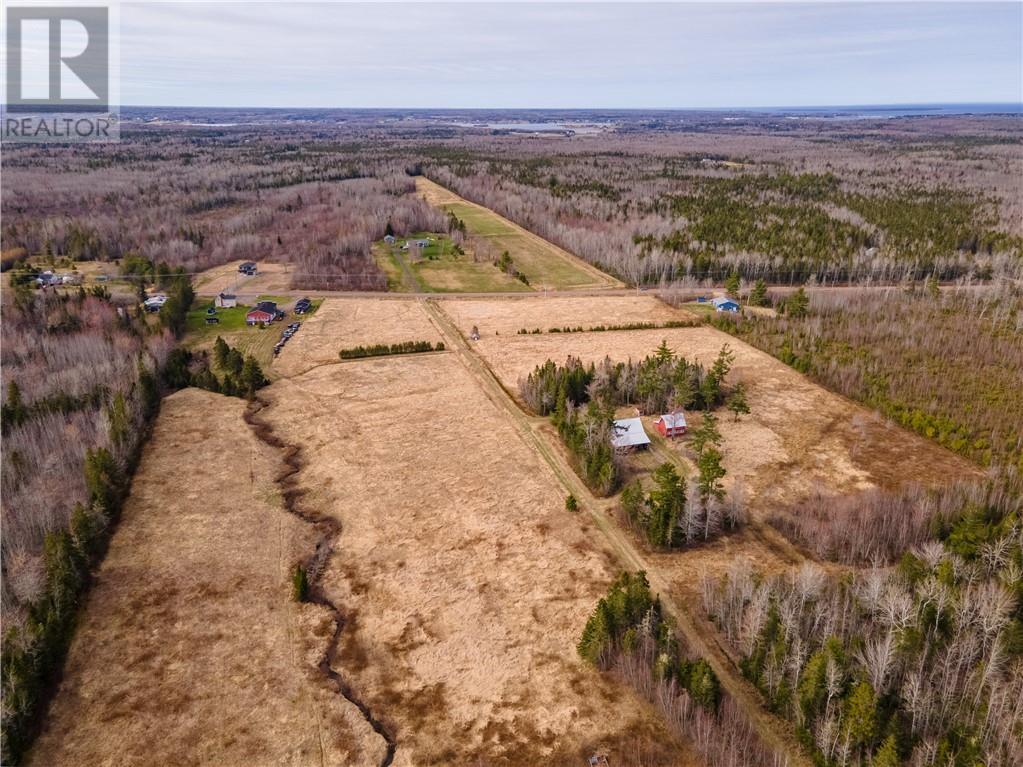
[457,314,981,512]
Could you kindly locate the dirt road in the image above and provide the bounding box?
[421,300,813,767]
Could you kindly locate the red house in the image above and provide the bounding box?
[655,412,687,438]
[246,301,279,326]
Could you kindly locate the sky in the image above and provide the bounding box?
[115,2,1022,109]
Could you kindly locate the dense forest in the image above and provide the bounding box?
[703,473,1023,767]
[712,287,1023,471]
[422,120,1022,285]
[1,128,447,290]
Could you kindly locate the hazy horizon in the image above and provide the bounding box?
[116,2,1022,110]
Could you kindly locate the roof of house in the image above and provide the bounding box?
[246,307,274,317]
[295,297,311,306]
[239,261,256,268]
[255,300,277,313]
[712,297,740,308]
[612,417,651,449]
[218,292,236,299]
[656,412,687,429]
[143,295,167,306]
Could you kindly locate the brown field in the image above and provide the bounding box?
[460,317,980,510]
[441,295,695,336]
[194,259,293,296]
[273,297,444,377]
[259,352,693,766]
[28,388,389,767]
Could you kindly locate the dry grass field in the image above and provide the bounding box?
[461,318,980,511]
[441,294,696,336]
[260,352,692,766]
[273,297,444,377]
[416,177,623,291]
[28,389,389,767]
[194,259,293,296]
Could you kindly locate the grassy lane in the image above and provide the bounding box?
[422,299,812,767]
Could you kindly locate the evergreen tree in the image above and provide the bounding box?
[726,383,750,422]
[724,270,741,298]
[213,336,231,369]
[239,356,267,398]
[873,734,900,767]
[787,286,810,319]
[697,447,726,502]
[2,381,27,431]
[107,392,130,449]
[843,681,878,753]
[83,447,122,514]
[225,348,244,375]
[690,413,722,456]
[291,564,309,602]
[749,278,768,306]
[647,463,686,548]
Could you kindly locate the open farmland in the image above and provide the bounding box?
[416,177,623,291]
[442,294,696,335]
[194,260,294,297]
[258,351,691,766]
[273,297,443,377]
[457,312,981,511]
[27,389,388,767]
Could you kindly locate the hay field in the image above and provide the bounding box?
[442,294,695,336]
[260,353,691,766]
[416,177,623,291]
[194,259,292,296]
[464,322,980,509]
[28,389,388,767]
[274,297,443,377]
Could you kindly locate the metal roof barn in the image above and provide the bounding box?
[611,417,651,449]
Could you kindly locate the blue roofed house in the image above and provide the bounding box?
[712,297,741,313]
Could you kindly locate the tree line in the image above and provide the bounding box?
[339,340,445,359]
[579,572,784,767]
[0,276,200,764]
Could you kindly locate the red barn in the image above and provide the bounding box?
[655,412,687,438]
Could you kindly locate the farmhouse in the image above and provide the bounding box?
[655,412,687,437]
[246,300,278,326]
[611,417,651,451]
[294,297,312,314]
[238,261,257,275]
[712,297,741,313]
[215,292,237,308]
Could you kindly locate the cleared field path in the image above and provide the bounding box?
[416,176,624,291]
